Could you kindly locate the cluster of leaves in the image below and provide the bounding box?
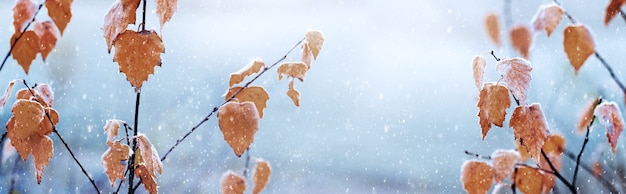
[220,159,271,194]
[10,0,72,73]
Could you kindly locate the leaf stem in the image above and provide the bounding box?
[0,3,44,73]
[141,0,147,31]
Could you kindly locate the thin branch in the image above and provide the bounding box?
[159,37,305,162]
[463,150,492,160]
[620,8,626,25]
[490,50,501,62]
[541,149,576,193]
[572,119,592,187]
[127,92,141,194]
[563,150,619,193]
[22,80,100,193]
[141,0,147,31]
[0,3,44,73]
[243,148,251,178]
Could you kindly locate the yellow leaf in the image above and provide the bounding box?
[0,80,19,109]
[495,57,532,105]
[156,0,178,31]
[605,0,626,25]
[594,101,625,154]
[224,86,270,118]
[252,159,271,194]
[484,12,501,47]
[135,164,158,194]
[460,160,494,194]
[287,79,301,107]
[563,24,594,74]
[102,0,141,52]
[477,82,511,140]
[277,62,308,81]
[229,58,265,87]
[491,149,521,183]
[12,0,37,32]
[112,30,165,90]
[510,103,549,164]
[531,4,563,37]
[11,31,40,74]
[45,0,73,36]
[33,21,60,61]
[101,140,131,186]
[135,134,163,176]
[218,100,260,157]
[221,171,246,194]
[509,24,532,59]
[305,30,324,60]
[514,166,544,194]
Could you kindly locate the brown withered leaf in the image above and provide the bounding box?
[45,0,73,35]
[577,97,601,133]
[472,55,487,90]
[510,103,549,164]
[11,99,44,142]
[12,0,37,32]
[301,43,312,69]
[31,135,53,184]
[532,4,563,37]
[605,0,626,25]
[112,30,165,90]
[495,57,532,105]
[460,160,494,194]
[221,171,246,194]
[135,164,158,194]
[0,80,19,109]
[287,79,301,107]
[229,58,265,87]
[277,62,308,81]
[542,134,565,155]
[514,166,544,194]
[33,84,54,107]
[33,21,60,61]
[539,152,561,193]
[509,24,533,59]
[135,134,163,177]
[103,119,122,144]
[484,12,501,47]
[11,31,40,74]
[491,149,521,183]
[224,86,270,118]
[477,82,511,140]
[156,0,178,30]
[594,101,625,154]
[218,100,260,157]
[252,159,271,194]
[592,161,603,177]
[305,30,324,60]
[563,24,595,74]
[102,0,141,52]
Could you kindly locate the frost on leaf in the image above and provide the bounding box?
[277,62,308,81]
[305,30,324,60]
[509,24,533,59]
[563,24,595,74]
[594,101,625,154]
[531,4,563,37]
[135,164,158,194]
[33,84,54,107]
[10,31,40,74]
[45,0,72,36]
[460,160,494,194]
[224,86,270,118]
[510,103,549,164]
[218,100,260,157]
[514,166,544,194]
[101,140,130,186]
[221,171,246,194]
[495,57,532,105]
[229,58,265,87]
[301,43,312,68]
[102,0,141,52]
[103,119,122,144]
[156,0,178,30]
[577,97,601,133]
[252,159,271,194]
[477,82,511,140]
[12,0,37,32]
[33,21,60,61]
[0,80,19,109]
[287,79,301,107]
[134,134,163,177]
[112,30,165,90]
[491,149,521,183]
[472,55,487,90]
[605,0,626,25]
[484,12,501,47]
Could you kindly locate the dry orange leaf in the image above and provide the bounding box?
[156,0,178,30]
[15,88,31,100]
[287,79,301,107]
[542,134,565,155]
[594,101,625,154]
[472,55,487,90]
[515,138,531,162]
[31,134,53,184]
[484,12,501,47]
[33,21,60,61]
[509,24,533,59]
[305,30,324,60]
[11,31,40,74]
[605,0,626,25]
[45,0,72,36]
[38,107,58,136]
[229,58,265,87]
[103,119,122,144]
[135,164,158,194]
[33,84,54,107]
[514,166,544,194]
[11,99,45,142]
[460,160,494,194]
[135,134,163,177]
[12,0,37,32]
[102,0,141,52]
[224,86,270,118]
[510,103,549,164]
[577,97,601,133]
[218,100,260,157]
[101,140,131,186]
[592,161,603,177]
[491,149,521,183]
[0,80,19,109]
[221,171,246,194]
[277,62,308,81]
[112,30,165,90]
[495,57,532,105]
[531,4,563,37]
[301,43,312,69]
[563,24,595,74]
[477,82,511,140]
[252,159,271,194]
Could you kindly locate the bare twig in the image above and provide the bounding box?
[541,149,576,193]
[463,150,492,160]
[0,3,44,73]
[563,150,619,193]
[127,92,141,194]
[620,8,626,24]
[573,98,601,187]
